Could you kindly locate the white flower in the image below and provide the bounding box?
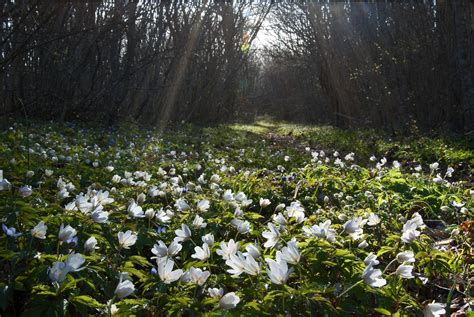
[343,217,365,233]
[275,203,286,212]
[48,261,69,282]
[242,253,261,276]
[31,221,47,239]
[216,239,239,260]
[358,240,368,249]
[285,201,306,223]
[145,208,156,219]
[367,213,381,226]
[57,188,70,200]
[148,186,159,197]
[157,258,183,284]
[210,174,220,183]
[91,209,109,223]
[445,167,454,178]
[202,233,214,246]
[376,157,387,169]
[424,302,446,317]
[451,200,464,208]
[395,264,414,279]
[345,152,355,161]
[192,243,211,261]
[45,169,54,177]
[208,287,224,298]
[241,198,253,207]
[64,253,86,272]
[334,158,344,167]
[137,193,146,203]
[262,223,280,248]
[19,185,33,197]
[303,220,336,242]
[265,257,293,285]
[75,195,92,213]
[127,200,145,218]
[174,224,191,242]
[259,198,271,208]
[234,192,247,203]
[84,237,99,252]
[182,267,210,285]
[48,253,86,283]
[175,198,190,211]
[58,224,77,242]
[225,252,246,276]
[222,189,234,202]
[362,263,386,288]
[231,219,250,234]
[273,213,287,226]
[280,241,300,264]
[429,162,439,171]
[401,228,420,243]
[0,170,11,191]
[433,174,444,184]
[226,252,261,276]
[401,213,425,243]
[197,199,210,212]
[219,292,240,309]
[244,243,261,259]
[343,217,366,240]
[156,208,171,223]
[192,215,207,229]
[396,251,415,263]
[114,273,135,299]
[364,253,379,266]
[151,240,182,259]
[117,230,137,249]
[234,206,244,217]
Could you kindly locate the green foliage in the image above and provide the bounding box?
[0,120,472,316]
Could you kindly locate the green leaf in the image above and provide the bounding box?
[70,295,104,309]
[374,308,392,315]
[246,212,264,220]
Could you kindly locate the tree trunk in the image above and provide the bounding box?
[452,0,474,133]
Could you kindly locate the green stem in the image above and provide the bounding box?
[337,280,363,298]
[108,295,117,316]
[207,260,212,275]
[56,241,61,259]
[382,259,398,274]
[27,235,34,254]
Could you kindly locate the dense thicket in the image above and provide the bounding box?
[0,1,268,126]
[257,1,474,133]
[1,1,473,133]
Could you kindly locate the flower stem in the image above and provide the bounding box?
[56,241,61,259]
[382,259,398,274]
[337,280,363,298]
[108,295,116,316]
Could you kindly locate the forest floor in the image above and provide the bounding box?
[0,119,473,316]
